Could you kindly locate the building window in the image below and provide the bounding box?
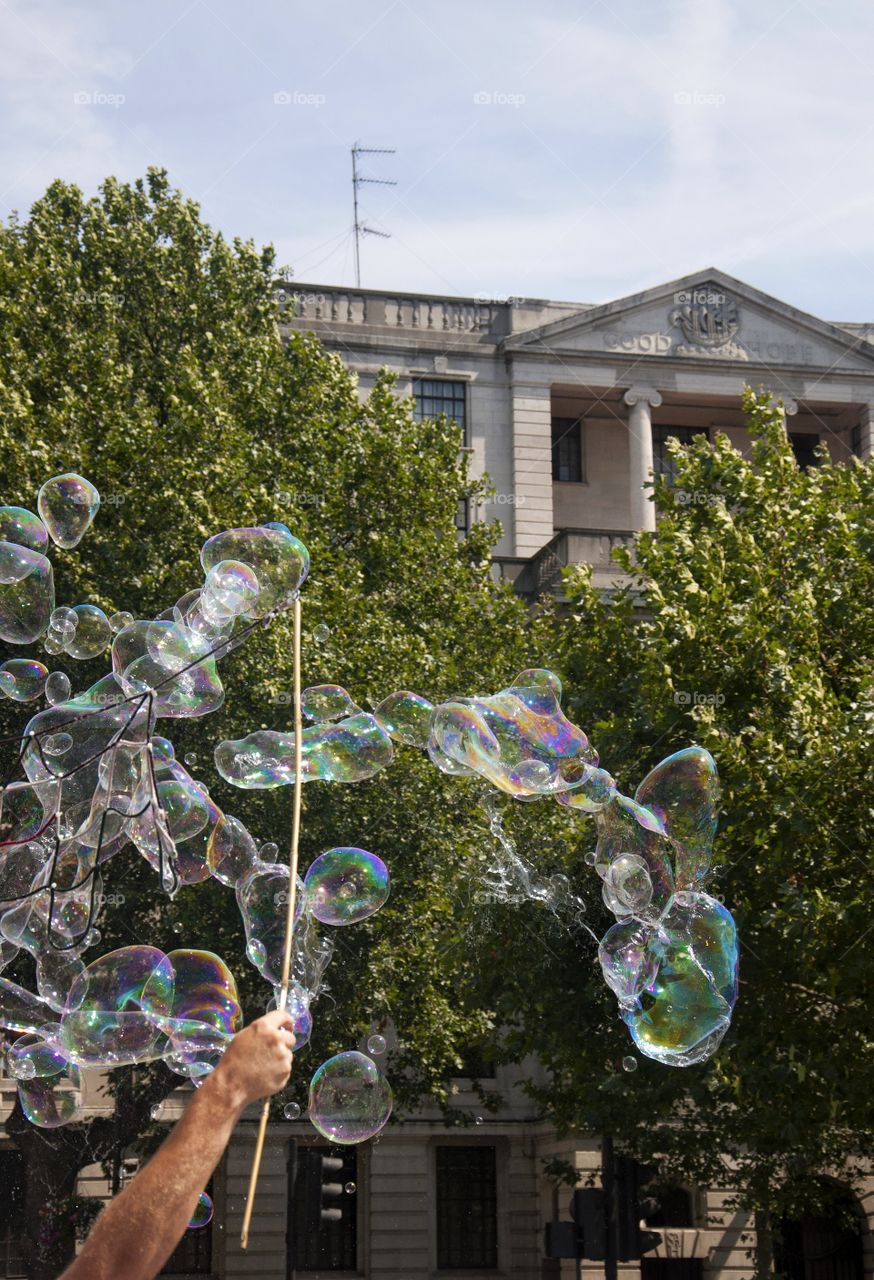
[851,422,863,457]
[551,418,584,482]
[0,1151,26,1278]
[288,1144,357,1272]
[435,1145,498,1270]
[160,1179,212,1276]
[413,379,469,531]
[652,426,708,487]
[789,431,822,469]
[413,379,467,433]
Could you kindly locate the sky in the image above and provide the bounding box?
[2,0,874,318]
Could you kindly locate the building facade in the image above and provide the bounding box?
[280,267,874,597]
[2,269,871,1280]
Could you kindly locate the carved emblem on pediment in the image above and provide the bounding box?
[670,288,747,359]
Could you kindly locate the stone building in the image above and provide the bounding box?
[1,269,870,1280]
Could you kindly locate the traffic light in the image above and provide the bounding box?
[571,1188,606,1260]
[615,1190,663,1260]
[319,1153,345,1223]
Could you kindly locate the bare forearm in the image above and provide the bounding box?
[61,1071,245,1280]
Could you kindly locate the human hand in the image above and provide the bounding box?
[211,1010,295,1108]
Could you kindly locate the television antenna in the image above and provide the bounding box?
[351,143,396,287]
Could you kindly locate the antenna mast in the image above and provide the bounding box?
[351,142,396,288]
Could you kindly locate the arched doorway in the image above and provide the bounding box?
[775,1186,865,1280]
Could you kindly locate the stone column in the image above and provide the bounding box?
[623,387,662,533]
[855,404,874,459]
[510,379,554,557]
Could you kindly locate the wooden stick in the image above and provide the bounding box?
[240,595,304,1249]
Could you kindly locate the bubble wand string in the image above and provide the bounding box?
[240,594,303,1249]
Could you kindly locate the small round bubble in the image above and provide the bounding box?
[345,1182,356,1194]
[42,732,73,757]
[584,851,597,866]
[622,1055,638,1073]
[284,1101,301,1120]
[44,671,71,705]
[109,610,135,633]
[313,623,331,643]
[367,1034,386,1056]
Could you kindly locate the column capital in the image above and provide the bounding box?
[623,386,663,409]
[779,395,798,416]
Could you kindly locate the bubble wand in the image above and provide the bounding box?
[240,595,303,1249]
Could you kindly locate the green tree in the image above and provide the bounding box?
[0,169,543,1277]
[483,390,873,1273]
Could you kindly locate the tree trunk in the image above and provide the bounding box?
[754,1207,775,1280]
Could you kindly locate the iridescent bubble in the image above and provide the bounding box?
[237,864,306,985]
[367,1034,386,1055]
[44,671,72,705]
[43,630,65,656]
[206,814,260,887]
[0,659,49,702]
[0,507,48,553]
[302,685,361,722]
[308,1050,392,1144]
[64,605,112,660]
[622,1055,638,1073]
[37,473,100,549]
[374,691,434,748]
[112,621,224,718]
[201,560,260,623]
[313,623,330,643]
[109,610,134,633]
[259,842,279,861]
[0,544,54,642]
[200,526,309,618]
[50,606,78,637]
[18,1062,84,1128]
[189,1192,213,1229]
[42,733,73,757]
[215,714,393,789]
[305,848,389,926]
[284,1101,301,1120]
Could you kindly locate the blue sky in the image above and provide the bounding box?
[2,0,874,317]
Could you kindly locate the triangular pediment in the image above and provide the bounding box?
[503,269,874,371]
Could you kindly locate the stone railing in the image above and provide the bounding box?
[278,283,500,335]
[513,528,636,600]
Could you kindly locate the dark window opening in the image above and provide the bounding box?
[0,1151,26,1278]
[616,1156,695,1228]
[288,1143,357,1272]
[652,426,709,487]
[776,1186,864,1280]
[551,417,584,482]
[436,1145,498,1270]
[160,1178,213,1275]
[790,432,822,469]
[412,379,468,531]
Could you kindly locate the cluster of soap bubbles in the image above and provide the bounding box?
[0,475,392,1144]
[0,471,737,1173]
[218,670,738,1068]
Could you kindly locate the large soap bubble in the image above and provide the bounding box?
[37,473,101,549]
[304,848,389,926]
[308,1050,393,1144]
[0,659,49,701]
[0,543,54,642]
[0,507,49,553]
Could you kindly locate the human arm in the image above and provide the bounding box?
[60,1009,295,1280]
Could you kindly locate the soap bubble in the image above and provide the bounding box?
[50,607,78,637]
[0,545,54,643]
[189,1192,213,1229]
[200,526,309,618]
[313,623,331,643]
[302,685,361,722]
[367,1034,386,1055]
[109,611,135,633]
[0,659,49,702]
[37,474,100,549]
[374,691,434,748]
[344,1182,356,1194]
[622,1055,638,1072]
[304,848,389,926]
[0,507,48,554]
[308,1050,392,1144]
[64,605,111,660]
[283,1101,301,1120]
[44,671,72,705]
[42,733,73,757]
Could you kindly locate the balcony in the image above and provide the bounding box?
[494,528,636,601]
